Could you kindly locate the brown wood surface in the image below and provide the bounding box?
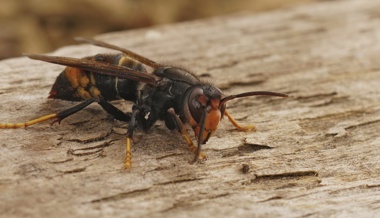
[1,0,380,217]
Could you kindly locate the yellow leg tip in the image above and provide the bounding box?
[0,113,58,129]
[124,137,132,169]
[124,161,131,169]
[238,125,256,132]
[199,152,208,160]
[224,111,256,132]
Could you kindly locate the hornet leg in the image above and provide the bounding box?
[167,108,207,162]
[224,110,256,132]
[124,106,141,169]
[0,98,131,128]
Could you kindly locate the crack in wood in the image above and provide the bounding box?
[295,92,337,99]
[248,171,321,191]
[67,148,104,156]
[299,108,377,133]
[219,141,272,158]
[295,91,342,107]
[227,79,266,87]
[47,157,74,164]
[344,118,380,131]
[67,140,114,156]
[156,152,186,160]
[157,177,203,185]
[57,167,87,174]
[257,195,283,202]
[159,192,231,213]
[66,130,112,143]
[218,79,266,90]
[239,139,273,152]
[365,184,380,188]
[90,187,152,203]
[253,170,319,181]
[309,96,349,107]
[206,60,239,70]
[328,184,380,196]
[283,183,380,203]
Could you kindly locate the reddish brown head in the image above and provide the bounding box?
[183,85,224,146]
[183,85,288,163]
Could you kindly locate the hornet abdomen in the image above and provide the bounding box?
[48,53,147,101]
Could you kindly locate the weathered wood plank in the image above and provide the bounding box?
[1,0,380,217]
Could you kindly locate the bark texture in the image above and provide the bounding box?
[1,0,380,217]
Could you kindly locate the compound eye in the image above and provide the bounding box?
[188,88,205,123]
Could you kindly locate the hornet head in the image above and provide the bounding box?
[183,84,288,164]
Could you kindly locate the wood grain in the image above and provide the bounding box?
[1,0,380,217]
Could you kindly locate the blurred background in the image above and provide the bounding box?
[0,0,320,60]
